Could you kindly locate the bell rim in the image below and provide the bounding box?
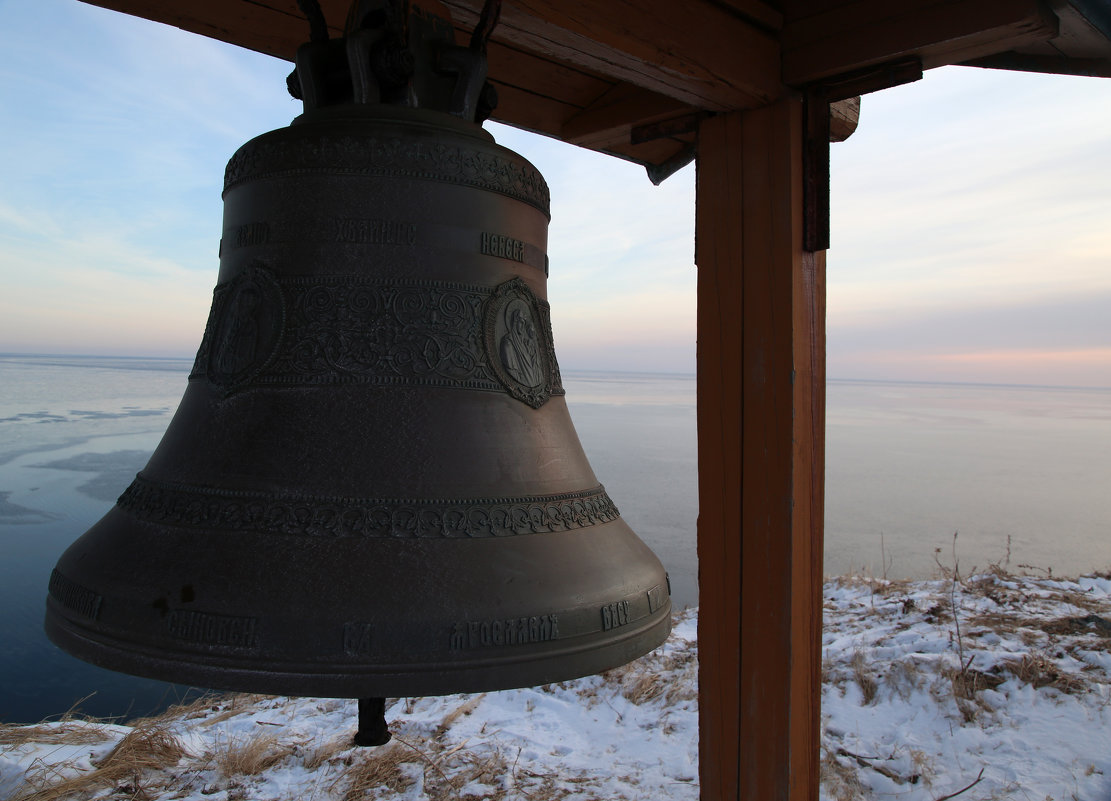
[45,600,671,698]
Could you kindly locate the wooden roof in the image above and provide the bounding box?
[79,0,1111,171]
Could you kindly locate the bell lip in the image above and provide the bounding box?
[45,600,672,699]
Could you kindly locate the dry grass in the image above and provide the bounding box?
[302,734,352,771]
[199,693,272,728]
[850,650,878,705]
[213,730,289,776]
[1041,614,1111,642]
[141,692,227,725]
[947,666,1006,700]
[884,659,924,701]
[600,635,698,707]
[820,746,866,801]
[13,719,186,801]
[339,742,420,800]
[1002,653,1089,694]
[0,720,114,747]
[435,693,486,736]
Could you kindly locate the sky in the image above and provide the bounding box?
[1,0,1109,386]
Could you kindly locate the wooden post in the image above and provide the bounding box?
[695,98,826,801]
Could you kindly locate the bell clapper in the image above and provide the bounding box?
[353,697,392,747]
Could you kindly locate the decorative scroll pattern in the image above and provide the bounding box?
[190,275,565,400]
[223,133,550,217]
[116,475,620,539]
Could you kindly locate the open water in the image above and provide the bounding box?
[1,354,1108,723]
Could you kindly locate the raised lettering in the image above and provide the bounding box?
[166,610,259,649]
[450,613,560,649]
[480,231,526,263]
[48,570,103,621]
[231,222,270,249]
[647,584,668,613]
[335,218,417,245]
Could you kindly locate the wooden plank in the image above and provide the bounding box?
[696,110,746,801]
[829,97,860,143]
[489,83,582,139]
[481,36,612,107]
[80,0,328,60]
[790,248,826,801]
[562,84,688,147]
[442,0,782,109]
[713,0,785,32]
[803,92,831,252]
[782,0,1059,84]
[696,99,825,801]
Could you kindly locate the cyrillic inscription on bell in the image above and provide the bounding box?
[45,0,670,722]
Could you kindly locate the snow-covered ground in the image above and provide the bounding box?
[4,572,1111,800]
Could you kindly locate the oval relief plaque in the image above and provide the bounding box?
[483,278,553,408]
[207,265,286,391]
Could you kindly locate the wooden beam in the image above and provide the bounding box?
[696,100,825,801]
[442,0,782,109]
[782,0,1059,85]
[80,0,329,61]
[713,0,785,32]
[482,36,612,107]
[828,97,860,143]
[561,84,688,148]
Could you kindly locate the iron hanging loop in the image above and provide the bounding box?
[297,0,331,42]
[469,0,502,53]
[287,0,331,98]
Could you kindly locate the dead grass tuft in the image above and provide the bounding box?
[1041,615,1111,642]
[302,734,351,770]
[213,730,289,776]
[13,720,186,801]
[820,746,866,801]
[0,720,114,747]
[340,742,419,800]
[885,659,924,701]
[619,671,665,705]
[436,693,486,736]
[200,693,273,727]
[144,691,227,724]
[850,650,878,705]
[1002,653,1089,694]
[948,667,1006,700]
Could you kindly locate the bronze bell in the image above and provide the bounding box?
[44,0,670,740]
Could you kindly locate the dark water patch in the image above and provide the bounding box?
[0,408,170,425]
[30,450,149,502]
[0,412,69,424]
[0,491,55,524]
[76,472,143,503]
[31,451,150,473]
[69,409,170,421]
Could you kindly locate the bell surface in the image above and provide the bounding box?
[44,100,671,699]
